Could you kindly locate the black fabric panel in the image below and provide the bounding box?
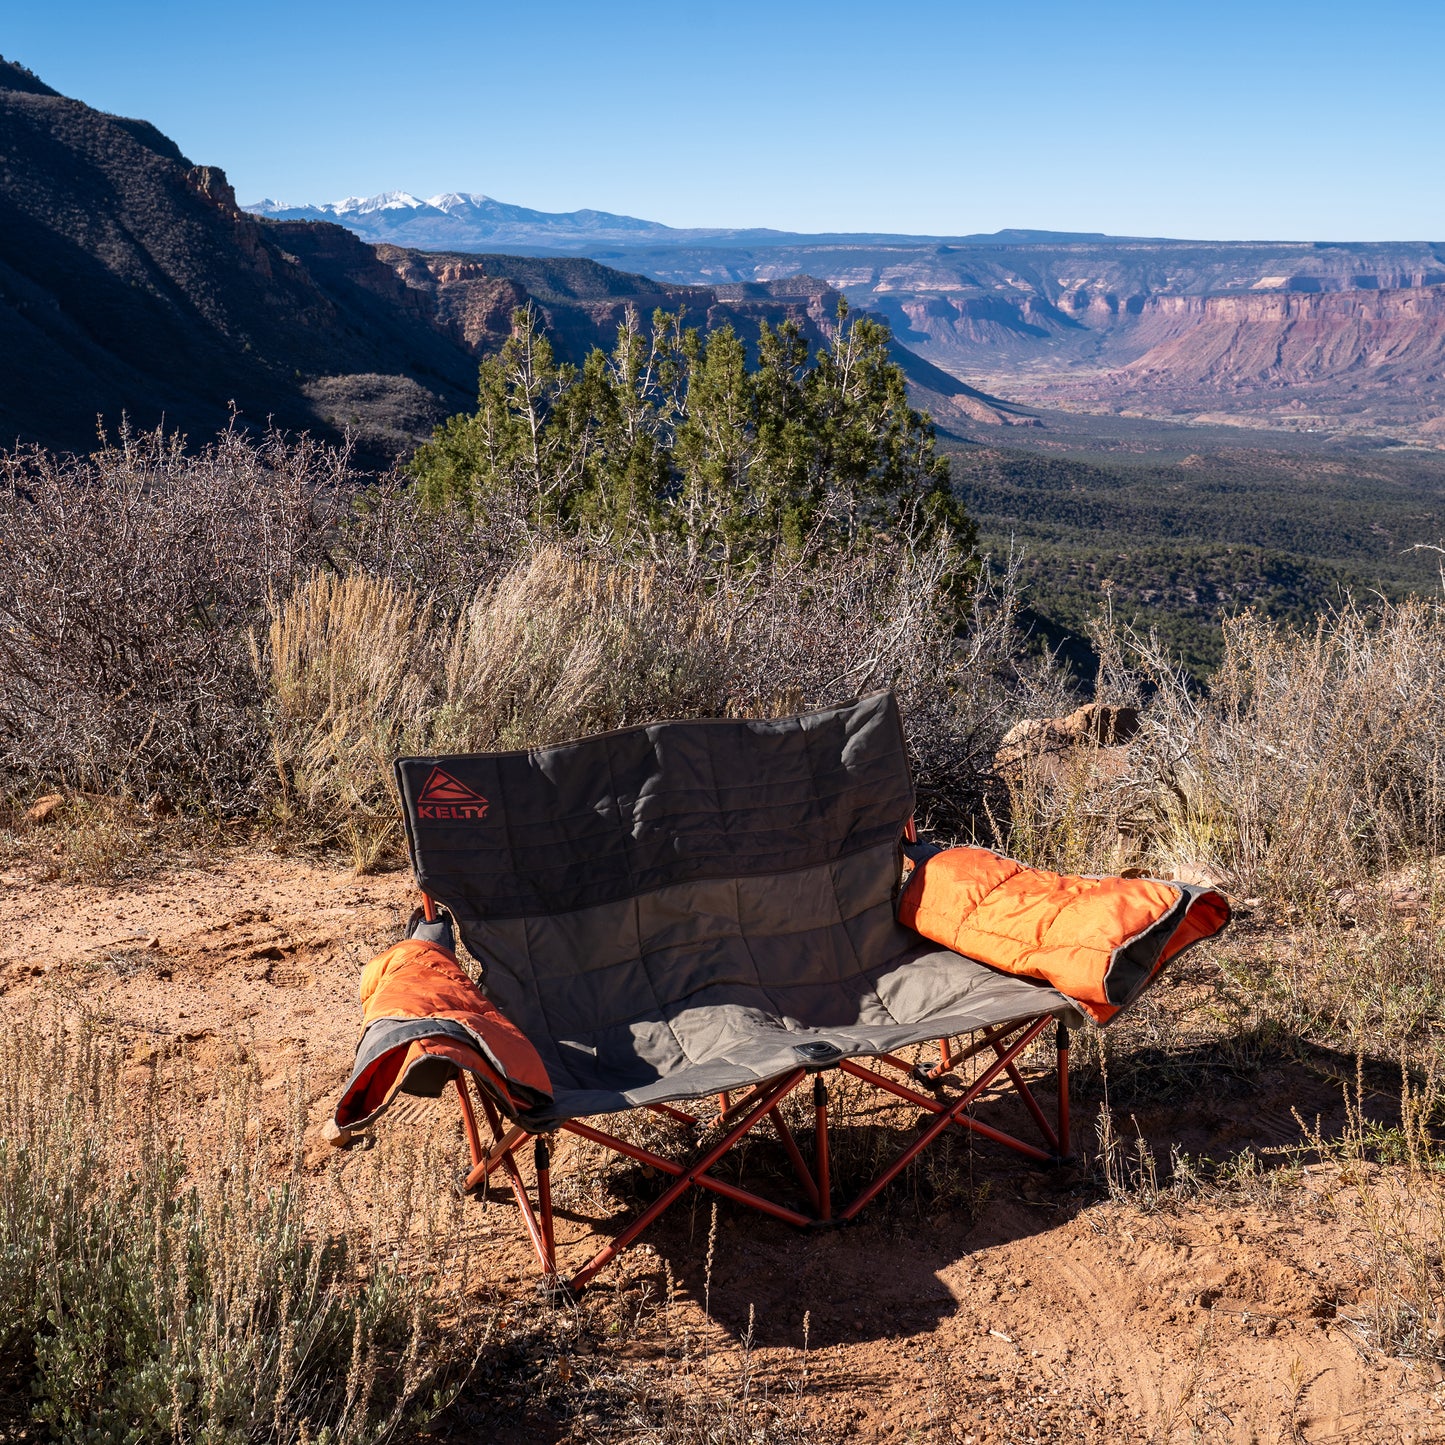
[396,692,913,919]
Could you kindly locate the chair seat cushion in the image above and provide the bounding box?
[524,941,1077,1124]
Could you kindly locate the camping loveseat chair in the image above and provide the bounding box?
[358,691,1093,1290]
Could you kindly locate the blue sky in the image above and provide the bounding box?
[7,0,1443,240]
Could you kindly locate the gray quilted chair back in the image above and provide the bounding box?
[397,692,1065,1121]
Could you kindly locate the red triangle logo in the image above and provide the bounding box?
[417,767,488,805]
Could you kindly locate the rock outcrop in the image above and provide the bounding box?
[996,703,1142,771]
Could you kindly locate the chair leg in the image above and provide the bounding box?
[813,1075,831,1222]
[1056,1021,1072,1160]
[447,1017,1074,1287]
[460,1080,556,1281]
[535,1136,557,1277]
[982,1025,1059,1155]
[767,1104,821,1214]
[455,1074,484,1172]
[839,1015,1056,1219]
[568,1070,808,1291]
[931,1036,954,1079]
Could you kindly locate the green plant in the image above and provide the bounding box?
[411,301,972,571]
[0,1009,448,1442]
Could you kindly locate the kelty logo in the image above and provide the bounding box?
[415,767,489,821]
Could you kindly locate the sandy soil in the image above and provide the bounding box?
[3,849,1442,1444]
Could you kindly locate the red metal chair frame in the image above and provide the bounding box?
[424,804,1074,1292]
[451,1010,1072,1292]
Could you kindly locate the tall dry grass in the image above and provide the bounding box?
[260,538,1055,867]
[1133,599,1445,900]
[1003,595,1445,901]
[262,551,730,868]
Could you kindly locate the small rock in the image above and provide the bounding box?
[320,1118,354,1149]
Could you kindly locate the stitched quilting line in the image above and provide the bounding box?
[488,753,565,1085]
[932,860,1022,954]
[401,691,894,762]
[633,720,708,1070]
[448,822,911,923]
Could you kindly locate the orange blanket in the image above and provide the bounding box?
[334,938,551,1130]
[898,846,1230,1024]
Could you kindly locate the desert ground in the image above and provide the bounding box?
[4,846,1441,1444]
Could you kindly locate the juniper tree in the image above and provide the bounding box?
[410,297,973,571]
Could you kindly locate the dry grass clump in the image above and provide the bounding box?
[0,789,229,884]
[1099,1056,1445,1368]
[262,538,1052,867]
[0,422,1058,868]
[1132,599,1445,901]
[0,1010,450,1442]
[262,551,730,868]
[1002,594,1445,897]
[0,1000,826,1442]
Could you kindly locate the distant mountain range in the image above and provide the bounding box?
[245,192,1112,252]
[251,192,1445,437]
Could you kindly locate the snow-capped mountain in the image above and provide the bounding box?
[243,191,703,250]
[242,191,795,252]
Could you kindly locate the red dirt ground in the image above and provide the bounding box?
[3,850,1442,1443]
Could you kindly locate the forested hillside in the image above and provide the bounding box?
[950,439,1445,672]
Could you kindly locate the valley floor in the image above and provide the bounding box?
[3,850,1442,1443]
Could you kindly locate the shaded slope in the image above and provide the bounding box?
[0,57,478,457]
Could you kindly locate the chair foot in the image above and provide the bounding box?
[910,1061,950,1090]
[537,1275,579,1304]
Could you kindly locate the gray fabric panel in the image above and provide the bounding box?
[461,846,1079,1127]
[518,951,1080,1125]
[345,1016,477,1089]
[395,693,1080,1130]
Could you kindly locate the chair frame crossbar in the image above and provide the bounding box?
[454,1015,1073,1291]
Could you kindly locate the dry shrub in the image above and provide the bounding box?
[719,541,1070,837]
[0,425,342,811]
[262,538,1052,865]
[1132,598,1445,899]
[0,1009,449,1442]
[1000,745,1142,877]
[437,550,728,752]
[1290,1061,1445,1364]
[1003,594,1445,898]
